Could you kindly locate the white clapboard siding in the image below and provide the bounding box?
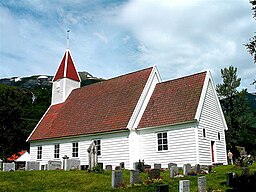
[29,131,129,169]
[197,81,227,165]
[139,124,197,167]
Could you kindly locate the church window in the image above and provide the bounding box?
[218,132,221,140]
[157,132,168,151]
[203,128,206,138]
[54,144,60,159]
[72,142,78,157]
[93,140,101,156]
[37,146,42,159]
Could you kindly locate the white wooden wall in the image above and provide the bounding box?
[197,81,227,165]
[30,131,130,169]
[138,124,198,168]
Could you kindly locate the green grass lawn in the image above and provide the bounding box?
[0,163,256,192]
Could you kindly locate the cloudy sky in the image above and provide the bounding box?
[0,0,256,92]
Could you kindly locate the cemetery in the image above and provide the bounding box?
[0,159,256,191]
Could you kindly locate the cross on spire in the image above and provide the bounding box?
[67,29,70,49]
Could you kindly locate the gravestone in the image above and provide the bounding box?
[115,166,121,170]
[227,172,237,187]
[0,159,2,170]
[105,165,112,171]
[26,161,40,171]
[64,159,80,170]
[3,163,15,172]
[148,169,160,179]
[98,163,103,169]
[48,160,62,170]
[170,166,178,178]
[112,170,122,188]
[87,141,98,169]
[168,163,177,169]
[179,180,190,192]
[198,176,206,192]
[130,170,140,184]
[133,162,139,170]
[183,164,191,176]
[154,163,161,169]
[156,184,169,192]
[120,162,125,169]
[195,164,200,174]
[144,164,151,169]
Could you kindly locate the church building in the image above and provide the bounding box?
[27,48,228,169]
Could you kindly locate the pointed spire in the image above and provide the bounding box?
[53,49,81,82]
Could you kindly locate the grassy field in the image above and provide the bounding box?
[0,163,255,192]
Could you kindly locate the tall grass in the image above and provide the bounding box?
[0,163,255,192]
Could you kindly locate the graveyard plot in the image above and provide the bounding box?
[0,163,255,191]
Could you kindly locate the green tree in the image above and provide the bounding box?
[216,66,256,156]
[245,0,256,64]
[0,85,35,160]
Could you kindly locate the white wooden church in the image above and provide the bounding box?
[27,48,228,169]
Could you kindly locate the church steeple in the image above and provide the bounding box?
[53,49,81,82]
[51,31,81,105]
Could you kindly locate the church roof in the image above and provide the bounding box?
[53,49,81,82]
[138,71,206,128]
[28,67,153,141]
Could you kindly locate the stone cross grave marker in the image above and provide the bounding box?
[154,163,161,169]
[48,160,62,170]
[112,170,122,188]
[183,164,191,176]
[179,180,190,192]
[170,166,178,178]
[105,165,112,171]
[130,170,140,185]
[195,164,200,174]
[148,168,160,179]
[26,161,40,171]
[87,141,98,169]
[198,176,206,192]
[64,159,80,171]
[3,163,15,172]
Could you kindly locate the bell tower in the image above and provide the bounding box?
[51,48,81,105]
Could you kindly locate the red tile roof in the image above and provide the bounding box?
[53,49,80,82]
[138,71,206,128]
[7,150,27,161]
[28,67,153,141]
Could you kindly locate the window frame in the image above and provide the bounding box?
[93,140,101,156]
[157,132,168,152]
[72,142,79,158]
[54,144,60,159]
[37,146,42,160]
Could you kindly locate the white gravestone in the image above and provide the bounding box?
[26,161,40,171]
[112,170,122,188]
[3,163,15,172]
[48,161,62,170]
[198,176,206,192]
[179,180,190,192]
[183,164,191,176]
[64,159,80,171]
[170,166,178,178]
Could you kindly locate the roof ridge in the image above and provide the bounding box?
[160,71,207,85]
[72,67,154,92]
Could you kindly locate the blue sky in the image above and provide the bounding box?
[0,0,256,92]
